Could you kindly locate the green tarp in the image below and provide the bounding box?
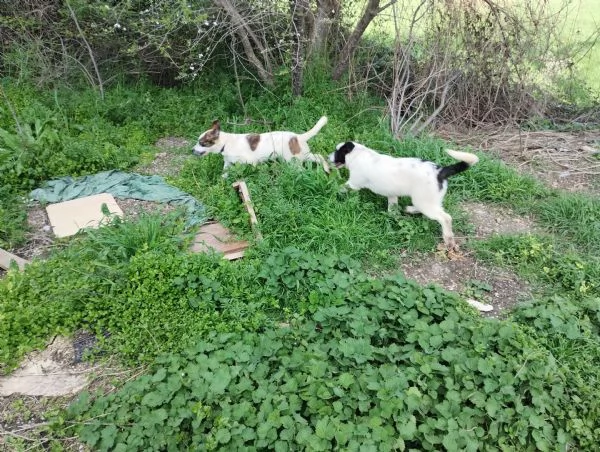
[30,170,207,227]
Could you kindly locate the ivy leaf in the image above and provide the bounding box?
[100,425,117,450]
[334,422,353,445]
[209,368,231,394]
[141,391,165,407]
[151,368,167,382]
[215,428,231,444]
[397,415,417,439]
[316,385,332,400]
[429,335,444,348]
[296,426,313,445]
[143,408,168,428]
[338,372,355,388]
[315,417,335,440]
[477,358,494,376]
[79,427,100,447]
[486,397,501,417]
[309,360,328,378]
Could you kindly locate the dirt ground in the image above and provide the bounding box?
[135,136,191,178]
[0,334,145,451]
[438,126,600,194]
[399,201,537,318]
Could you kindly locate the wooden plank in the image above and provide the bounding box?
[0,248,29,271]
[232,180,263,240]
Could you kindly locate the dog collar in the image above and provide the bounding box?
[219,145,225,154]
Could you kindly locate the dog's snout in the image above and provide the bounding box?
[192,145,206,156]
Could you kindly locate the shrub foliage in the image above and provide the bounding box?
[67,273,576,451]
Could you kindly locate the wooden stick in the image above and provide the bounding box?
[232,180,263,240]
[0,248,29,271]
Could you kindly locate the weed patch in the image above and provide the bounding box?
[0,213,187,372]
[63,274,583,450]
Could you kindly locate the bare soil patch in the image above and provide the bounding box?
[438,126,600,193]
[0,334,145,451]
[398,201,536,317]
[0,336,93,397]
[462,201,537,238]
[135,137,191,178]
[400,251,531,318]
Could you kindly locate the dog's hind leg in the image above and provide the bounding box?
[405,205,420,214]
[417,205,456,250]
[387,197,399,212]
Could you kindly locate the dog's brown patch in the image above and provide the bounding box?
[199,128,220,147]
[246,134,260,151]
[289,136,301,155]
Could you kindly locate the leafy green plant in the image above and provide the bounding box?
[257,246,359,313]
[463,279,493,302]
[64,273,583,450]
[0,187,27,248]
[0,212,188,372]
[82,210,188,264]
[474,234,599,296]
[0,117,63,190]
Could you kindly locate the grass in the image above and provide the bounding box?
[1,68,600,448]
[551,0,600,94]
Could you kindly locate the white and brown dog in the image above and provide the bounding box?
[192,117,330,173]
[329,141,479,250]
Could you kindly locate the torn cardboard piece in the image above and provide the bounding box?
[190,181,261,260]
[0,336,91,397]
[46,193,123,238]
[0,248,29,271]
[190,222,249,260]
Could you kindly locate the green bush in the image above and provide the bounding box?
[0,236,362,370]
[0,213,187,372]
[0,117,64,190]
[65,274,580,450]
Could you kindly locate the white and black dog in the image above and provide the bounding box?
[192,117,330,173]
[329,141,479,250]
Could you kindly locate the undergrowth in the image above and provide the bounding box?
[1,70,600,449]
[63,273,581,450]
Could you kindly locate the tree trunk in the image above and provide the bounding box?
[332,0,395,81]
[308,0,340,56]
[213,0,274,86]
[290,0,309,96]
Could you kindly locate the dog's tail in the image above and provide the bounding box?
[437,149,479,184]
[298,116,328,141]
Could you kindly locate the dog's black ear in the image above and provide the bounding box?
[333,141,355,165]
[342,141,355,152]
[211,119,220,131]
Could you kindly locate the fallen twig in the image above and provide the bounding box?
[232,180,263,240]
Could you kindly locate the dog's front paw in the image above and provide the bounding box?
[437,242,463,260]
